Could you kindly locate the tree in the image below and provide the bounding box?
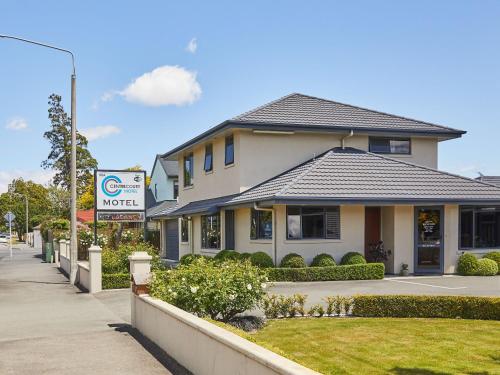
[41,94,98,195]
[47,185,71,219]
[0,179,51,240]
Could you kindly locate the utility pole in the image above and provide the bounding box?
[0,34,78,283]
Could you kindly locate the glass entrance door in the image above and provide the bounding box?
[415,207,444,274]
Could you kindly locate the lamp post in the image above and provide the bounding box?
[0,34,78,284]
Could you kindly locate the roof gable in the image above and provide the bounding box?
[232,93,464,135]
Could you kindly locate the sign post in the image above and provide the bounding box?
[94,170,146,245]
[4,211,15,258]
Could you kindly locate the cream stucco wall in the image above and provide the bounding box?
[443,205,460,274]
[381,206,395,273]
[177,130,438,206]
[392,205,415,274]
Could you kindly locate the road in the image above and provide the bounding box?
[0,244,189,375]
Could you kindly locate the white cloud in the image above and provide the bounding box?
[0,169,55,193]
[5,117,28,131]
[186,38,197,53]
[99,65,202,107]
[80,125,121,141]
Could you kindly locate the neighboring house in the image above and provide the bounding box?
[146,155,179,258]
[77,209,94,224]
[476,174,500,186]
[149,93,500,274]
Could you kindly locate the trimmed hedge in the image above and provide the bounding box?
[280,253,307,268]
[483,251,500,274]
[102,273,130,289]
[310,253,336,267]
[476,258,498,276]
[267,263,385,282]
[340,252,367,265]
[352,295,500,320]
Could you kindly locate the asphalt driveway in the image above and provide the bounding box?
[269,275,500,307]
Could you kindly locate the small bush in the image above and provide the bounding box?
[213,249,240,262]
[102,273,130,289]
[150,258,267,322]
[180,254,205,266]
[457,253,479,276]
[352,295,500,320]
[476,258,498,276]
[340,252,366,265]
[483,252,500,274]
[268,263,385,282]
[310,253,336,267]
[262,293,308,319]
[240,252,252,261]
[280,253,307,268]
[250,251,274,268]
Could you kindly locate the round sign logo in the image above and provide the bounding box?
[102,175,123,197]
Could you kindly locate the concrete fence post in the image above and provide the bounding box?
[129,252,152,328]
[88,245,102,294]
[55,240,61,267]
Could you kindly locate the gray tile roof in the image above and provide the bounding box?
[162,194,239,218]
[226,148,500,204]
[157,156,178,177]
[232,93,464,135]
[147,200,179,218]
[476,176,500,187]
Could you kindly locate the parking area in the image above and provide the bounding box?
[269,275,500,306]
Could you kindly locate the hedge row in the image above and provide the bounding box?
[102,273,130,289]
[352,295,500,320]
[267,263,385,282]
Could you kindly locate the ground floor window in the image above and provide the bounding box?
[180,218,189,242]
[201,214,220,249]
[250,209,272,240]
[460,206,500,249]
[286,206,340,240]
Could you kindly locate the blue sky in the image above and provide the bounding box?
[0,0,499,192]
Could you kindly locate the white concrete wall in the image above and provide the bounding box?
[132,294,319,375]
[77,261,90,291]
[60,254,70,275]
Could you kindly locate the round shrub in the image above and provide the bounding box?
[249,251,274,268]
[483,252,500,274]
[150,258,268,322]
[340,252,366,265]
[213,249,240,262]
[476,258,498,276]
[180,254,205,266]
[457,253,479,276]
[280,253,307,268]
[310,253,336,267]
[240,252,252,261]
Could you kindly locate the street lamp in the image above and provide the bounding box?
[0,34,78,284]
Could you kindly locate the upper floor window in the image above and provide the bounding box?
[180,218,189,243]
[154,183,158,199]
[460,206,500,249]
[184,153,193,187]
[287,206,340,240]
[225,135,234,165]
[173,179,179,199]
[204,144,213,172]
[369,137,411,155]
[250,209,272,240]
[201,213,220,249]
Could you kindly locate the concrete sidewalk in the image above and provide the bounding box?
[0,244,189,375]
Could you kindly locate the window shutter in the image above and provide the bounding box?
[325,208,340,239]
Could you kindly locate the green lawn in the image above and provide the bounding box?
[247,318,500,375]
